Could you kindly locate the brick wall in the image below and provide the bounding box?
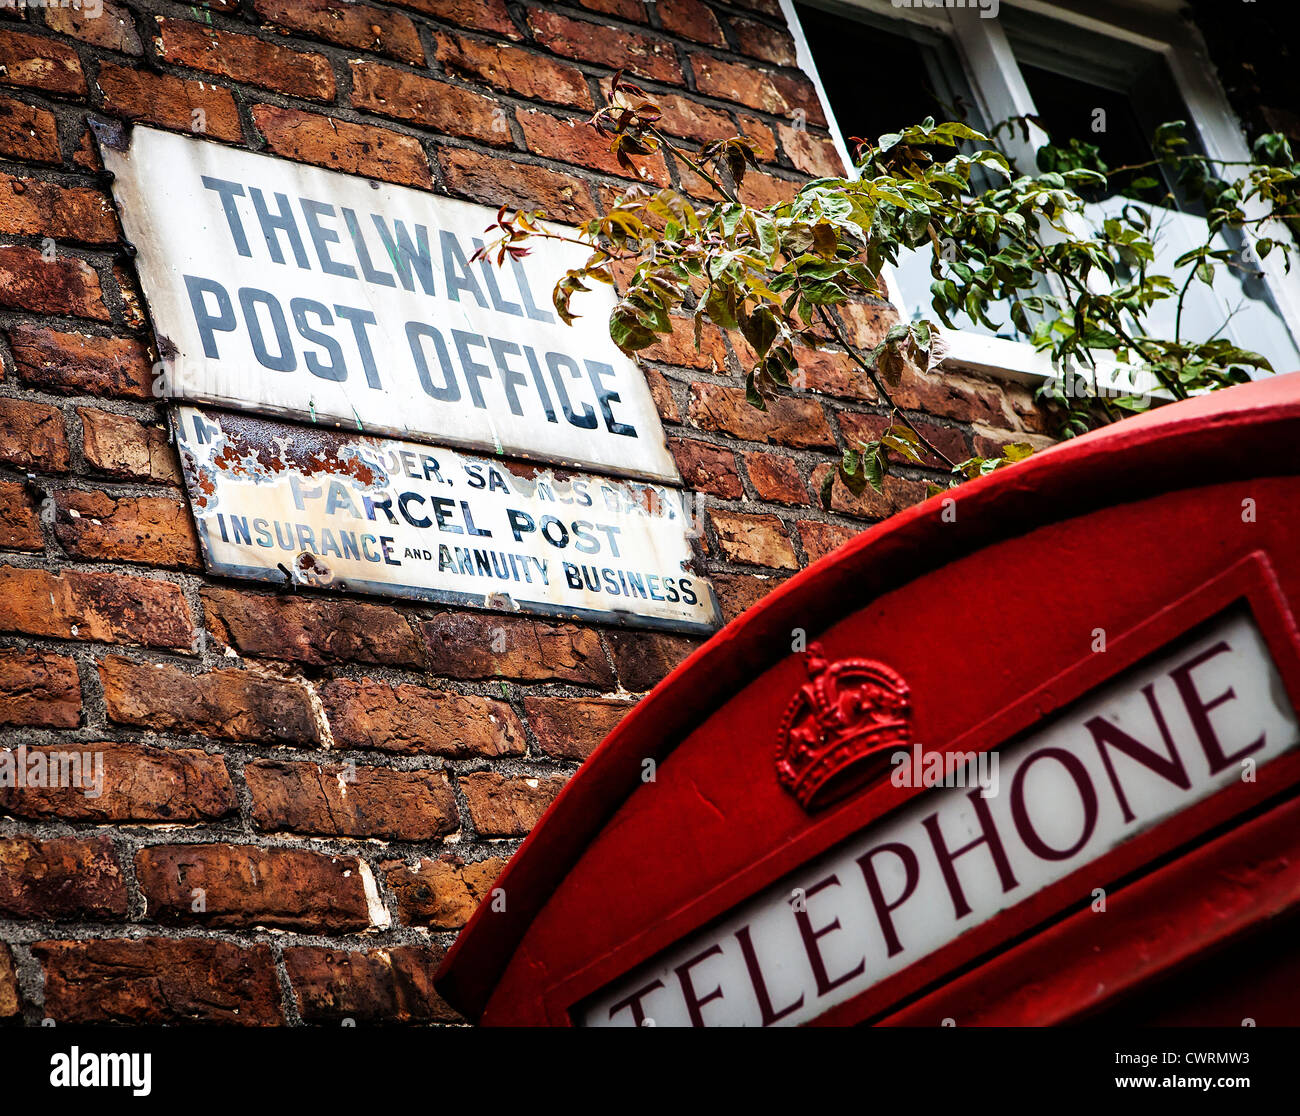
[0,0,1053,1025]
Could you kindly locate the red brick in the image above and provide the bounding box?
[670,437,741,498]
[891,365,1015,427]
[386,855,506,928]
[0,93,59,163]
[54,489,200,569]
[810,462,930,521]
[112,262,146,327]
[0,396,68,472]
[96,63,242,143]
[690,54,824,125]
[34,938,282,1025]
[744,449,807,504]
[520,108,669,183]
[658,0,724,46]
[0,480,42,551]
[0,28,86,95]
[0,742,235,823]
[136,844,375,932]
[710,569,783,622]
[420,611,614,685]
[730,16,798,66]
[778,123,843,176]
[524,694,633,760]
[245,759,459,839]
[836,299,899,350]
[45,1,142,54]
[645,365,680,423]
[648,89,736,144]
[0,244,109,320]
[0,172,118,243]
[738,113,778,161]
[0,944,18,1019]
[798,518,860,564]
[527,8,683,84]
[0,648,79,727]
[256,0,424,65]
[285,944,459,1023]
[838,410,972,471]
[639,314,731,371]
[79,408,180,483]
[0,835,127,919]
[322,677,525,757]
[349,60,510,145]
[688,381,834,449]
[606,628,700,690]
[709,507,798,568]
[577,0,647,21]
[436,32,594,110]
[253,104,432,189]
[732,0,783,14]
[0,564,195,650]
[99,655,321,745]
[9,326,154,400]
[201,587,423,667]
[390,0,521,40]
[971,425,1056,460]
[780,344,872,400]
[156,18,336,101]
[440,147,598,222]
[459,771,566,837]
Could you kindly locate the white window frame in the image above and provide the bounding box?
[778,0,1300,393]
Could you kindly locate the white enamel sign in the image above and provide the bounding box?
[579,609,1297,1024]
[174,406,719,634]
[100,126,678,483]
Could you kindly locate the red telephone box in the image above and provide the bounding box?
[435,374,1300,1027]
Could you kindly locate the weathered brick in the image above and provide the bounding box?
[96,63,242,143]
[798,518,860,564]
[649,89,736,144]
[645,365,680,423]
[744,449,807,504]
[788,344,875,400]
[688,382,834,449]
[459,771,565,837]
[285,944,459,1023]
[891,365,1015,427]
[253,104,432,189]
[256,0,424,65]
[78,408,179,484]
[45,1,143,54]
[34,938,282,1024]
[349,60,509,145]
[577,0,646,21]
[156,18,336,101]
[0,480,42,551]
[730,16,798,66]
[606,628,700,691]
[971,424,1056,460]
[0,564,195,650]
[112,262,145,327]
[639,314,731,371]
[0,27,86,95]
[527,8,683,84]
[390,0,521,40]
[9,326,153,400]
[0,944,18,1019]
[99,656,321,745]
[0,172,118,243]
[519,108,669,183]
[322,678,525,756]
[385,854,506,929]
[435,32,593,110]
[0,835,127,919]
[711,569,782,622]
[778,122,843,176]
[0,93,59,163]
[810,463,930,521]
[0,397,68,472]
[420,611,615,685]
[54,489,200,569]
[670,437,741,498]
[0,742,235,823]
[738,113,778,161]
[0,244,109,320]
[0,647,79,727]
[245,760,459,840]
[690,54,824,125]
[709,507,798,568]
[440,147,597,222]
[524,694,633,760]
[838,410,972,471]
[201,587,423,667]
[836,299,899,350]
[136,844,375,932]
[657,0,724,46]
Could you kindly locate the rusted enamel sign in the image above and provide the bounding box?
[173,406,720,634]
[98,125,679,484]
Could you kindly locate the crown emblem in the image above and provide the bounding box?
[776,642,912,811]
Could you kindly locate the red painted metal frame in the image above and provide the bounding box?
[435,373,1300,1025]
